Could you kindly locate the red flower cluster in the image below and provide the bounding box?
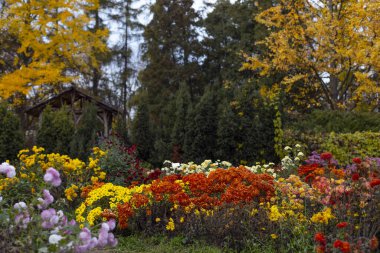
[117,202,134,229]
[320,152,333,160]
[351,173,360,181]
[369,178,380,188]
[298,164,324,183]
[314,233,326,253]
[149,167,275,208]
[336,222,348,229]
[352,157,362,164]
[333,240,350,253]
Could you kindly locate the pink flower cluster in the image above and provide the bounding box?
[38,189,54,209]
[43,167,61,187]
[75,219,117,253]
[0,162,16,178]
[14,201,30,229]
[41,208,68,229]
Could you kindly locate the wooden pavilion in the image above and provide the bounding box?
[25,87,120,139]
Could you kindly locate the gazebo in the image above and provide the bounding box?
[25,87,120,138]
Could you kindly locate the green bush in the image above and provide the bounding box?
[286,110,380,133]
[0,103,23,161]
[284,130,380,164]
[37,105,74,155]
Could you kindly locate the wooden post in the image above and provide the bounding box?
[102,111,108,137]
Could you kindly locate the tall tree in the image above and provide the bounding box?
[139,0,202,113]
[242,0,380,111]
[0,0,108,98]
[202,0,273,87]
[110,0,142,125]
[171,83,192,162]
[183,86,218,163]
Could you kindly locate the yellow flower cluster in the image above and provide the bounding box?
[87,207,103,226]
[65,184,79,201]
[310,207,335,224]
[0,177,19,191]
[268,205,284,221]
[76,182,151,226]
[166,218,175,231]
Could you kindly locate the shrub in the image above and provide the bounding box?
[285,110,380,133]
[99,136,160,186]
[284,130,380,164]
[0,103,23,162]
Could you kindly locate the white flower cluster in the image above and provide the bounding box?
[161,160,279,178]
[245,162,277,178]
[281,144,304,171]
[161,160,232,176]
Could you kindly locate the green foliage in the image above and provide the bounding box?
[70,102,102,160]
[0,103,23,162]
[37,106,75,155]
[171,83,192,162]
[286,110,380,133]
[215,97,239,163]
[183,87,218,163]
[131,102,153,161]
[284,130,380,164]
[113,235,222,253]
[234,84,277,164]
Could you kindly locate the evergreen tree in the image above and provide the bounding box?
[0,103,23,161]
[171,83,192,162]
[131,101,153,161]
[184,87,218,163]
[216,95,239,163]
[70,102,102,159]
[37,106,75,155]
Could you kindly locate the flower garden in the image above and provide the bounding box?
[0,142,379,253]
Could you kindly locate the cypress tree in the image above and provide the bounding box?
[70,102,102,159]
[171,83,192,162]
[131,101,153,161]
[37,105,75,155]
[0,103,23,161]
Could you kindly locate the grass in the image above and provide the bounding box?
[99,234,223,253]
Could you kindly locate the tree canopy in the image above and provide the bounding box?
[242,0,380,111]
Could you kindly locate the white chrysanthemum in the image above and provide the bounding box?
[49,234,63,244]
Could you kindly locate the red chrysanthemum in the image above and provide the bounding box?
[370,236,379,250]
[336,222,348,228]
[320,152,333,160]
[334,240,350,253]
[351,173,360,181]
[370,178,380,188]
[352,157,362,164]
[314,233,326,246]
[334,240,343,248]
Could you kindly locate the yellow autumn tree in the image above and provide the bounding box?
[242,0,380,110]
[0,0,108,97]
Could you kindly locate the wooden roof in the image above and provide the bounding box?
[25,87,120,117]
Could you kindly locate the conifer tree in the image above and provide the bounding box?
[37,106,75,155]
[131,101,153,161]
[171,83,192,162]
[0,103,23,161]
